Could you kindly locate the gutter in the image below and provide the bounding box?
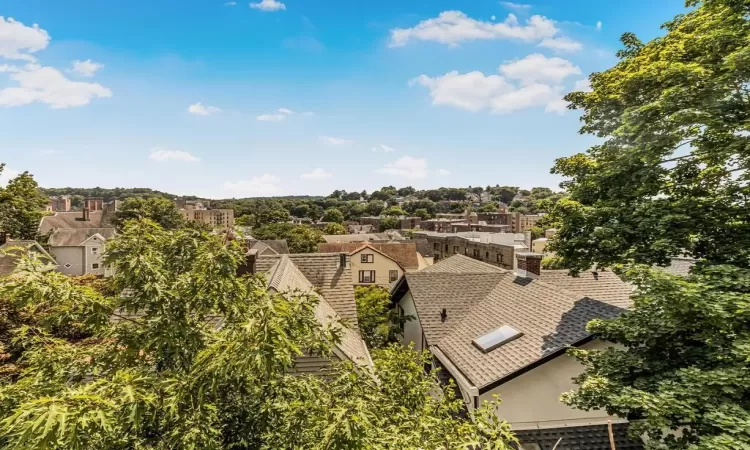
[431,346,479,401]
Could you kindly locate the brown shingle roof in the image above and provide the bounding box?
[397,254,630,389]
[48,228,116,247]
[540,270,633,309]
[318,242,420,270]
[257,253,359,326]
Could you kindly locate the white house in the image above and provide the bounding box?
[390,253,641,450]
[39,210,116,277]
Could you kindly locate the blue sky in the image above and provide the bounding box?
[0,0,686,198]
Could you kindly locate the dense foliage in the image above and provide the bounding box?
[112,196,185,231]
[0,165,48,240]
[549,0,750,273]
[322,223,347,235]
[0,220,517,449]
[251,223,325,253]
[354,286,411,349]
[551,1,750,449]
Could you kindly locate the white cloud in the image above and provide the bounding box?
[412,54,580,114]
[389,11,558,47]
[71,59,104,77]
[499,53,581,84]
[0,167,20,187]
[0,17,50,61]
[256,107,295,121]
[573,78,592,92]
[0,63,112,108]
[300,168,333,180]
[223,174,282,196]
[319,135,353,146]
[500,2,532,11]
[539,36,582,52]
[372,144,396,152]
[436,168,450,176]
[376,156,429,180]
[544,98,568,114]
[596,21,602,31]
[249,0,286,12]
[188,102,221,116]
[148,148,200,163]
[225,1,237,5]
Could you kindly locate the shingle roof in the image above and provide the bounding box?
[39,211,108,234]
[515,422,643,450]
[397,254,630,389]
[412,238,434,258]
[318,242,420,270]
[659,257,698,277]
[262,239,289,255]
[256,253,359,326]
[0,240,57,276]
[260,256,371,366]
[540,270,633,309]
[322,234,379,243]
[48,228,116,247]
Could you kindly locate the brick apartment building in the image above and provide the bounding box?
[413,231,529,271]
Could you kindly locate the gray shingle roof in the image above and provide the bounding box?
[48,228,116,247]
[515,422,643,450]
[39,211,108,234]
[398,254,630,389]
[659,257,698,277]
[540,270,633,309]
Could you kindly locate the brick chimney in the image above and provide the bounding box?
[516,252,543,279]
[339,252,348,269]
[237,249,259,276]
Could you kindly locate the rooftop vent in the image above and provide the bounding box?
[440,308,447,323]
[472,325,523,353]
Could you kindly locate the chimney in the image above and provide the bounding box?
[515,252,543,279]
[339,252,348,269]
[237,249,259,276]
[82,207,90,222]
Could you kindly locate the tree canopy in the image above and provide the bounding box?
[112,196,185,230]
[251,223,324,253]
[0,165,48,240]
[0,220,517,449]
[322,222,347,235]
[354,286,410,350]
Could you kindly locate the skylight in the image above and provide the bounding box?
[472,325,522,353]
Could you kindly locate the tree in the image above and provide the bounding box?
[0,220,518,449]
[255,206,290,227]
[412,208,431,220]
[478,202,499,213]
[354,286,410,350]
[321,207,344,224]
[382,206,407,217]
[323,222,347,235]
[252,223,324,253]
[113,196,184,230]
[550,0,750,273]
[235,214,255,227]
[366,200,386,217]
[379,216,400,232]
[563,265,750,450]
[0,165,48,240]
[397,186,416,197]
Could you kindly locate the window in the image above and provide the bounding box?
[91,247,98,254]
[444,244,448,251]
[464,248,468,255]
[361,254,374,263]
[389,270,398,282]
[485,251,489,260]
[92,263,100,270]
[434,243,440,250]
[359,270,376,283]
[396,304,405,332]
[472,325,522,353]
[453,246,459,254]
[64,263,72,268]
[497,253,505,264]
[473,249,480,258]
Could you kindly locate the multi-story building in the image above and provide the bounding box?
[413,231,527,270]
[48,196,72,212]
[518,214,544,232]
[84,197,104,212]
[181,208,234,229]
[400,217,421,230]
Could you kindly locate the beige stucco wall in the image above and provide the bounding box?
[50,247,84,276]
[478,340,616,430]
[349,249,403,287]
[399,292,426,352]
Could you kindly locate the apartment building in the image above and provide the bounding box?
[180,207,234,228]
[48,196,72,212]
[413,231,527,271]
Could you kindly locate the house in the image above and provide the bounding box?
[348,224,374,234]
[391,253,641,449]
[39,209,117,276]
[253,252,373,373]
[246,239,290,256]
[318,242,420,287]
[0,239,57,276]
